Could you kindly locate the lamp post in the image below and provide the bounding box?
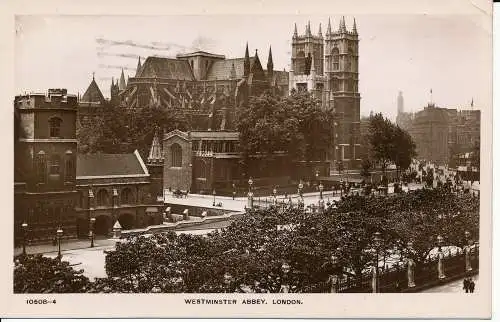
[56,227,63,259]
[437,235,446,280]
[329,249,341,293]
[372,231,382,293]
[89,217,96,248]
[232,183,236,200]
[280,262,291,293]
[248,178,254,209]
[223,272,233,293]
[406,241,416,288]
[464,231,473,272]
[21,222,28,256]
[319,182,324,200]
[212,189,216,206]
[298,182,304,205]
[273,187,278,205]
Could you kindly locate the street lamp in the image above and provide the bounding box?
[406,241,416,288]
[281,262,291,293]
[247,178,254,209]
[89,217,96,248]
[464,231,473,272]
[212,189,216,206]
[319,182,324,200]
[56,227,63,259]
[372,231,383,293]
[223,272,233,293]
[437,235,446,280]
[329,248,342,293]
[273,187,278,205]
[21,222,28,256]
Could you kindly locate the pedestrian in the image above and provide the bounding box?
[469,279,475,293]
[463,278,470,293]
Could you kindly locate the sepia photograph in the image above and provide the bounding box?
[2,0,493,318]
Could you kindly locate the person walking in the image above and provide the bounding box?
[463,278,470,293]
[469,279,475,293]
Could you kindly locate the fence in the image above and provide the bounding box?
[325,245,480,293]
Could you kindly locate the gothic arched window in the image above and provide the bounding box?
[49,117,62,138]
[332,47,340,70]
[96,189,109,207]
[121,188,133,204]
[171,143,182,167]
[296,51,305,74]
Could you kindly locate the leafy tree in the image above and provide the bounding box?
[360,159,372,181]
[236,91,334,176]
[14,254,91,293]
[393,126,416,179]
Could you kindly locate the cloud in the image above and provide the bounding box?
[191,36,217,51]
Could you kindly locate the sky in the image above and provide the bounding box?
[15,14,491,121]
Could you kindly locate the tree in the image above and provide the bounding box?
[367,113,416,180]
[393,126,416,179]
[236,91,334,176]
[368,113,395,176]
[14,254,91,293]
[360,159,372,181]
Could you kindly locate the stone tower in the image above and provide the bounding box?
[289,17,361,170]
[324,17,361,170]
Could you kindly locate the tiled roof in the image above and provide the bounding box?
[206,57,256,80]
[138,57,195,80]
[76,151,148,178]
[81,78,105,103]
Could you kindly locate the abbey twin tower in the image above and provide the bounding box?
[289,17,361,169]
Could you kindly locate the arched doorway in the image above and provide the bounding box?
[118,213,135,230]
[94,215,110,236]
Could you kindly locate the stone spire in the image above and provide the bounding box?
[339,16,346,33]
[135,57,142,77]
[267,46,273,72]
[119,68,126,90]
[318,23,322,37]
[352,17,358,34]
[244,42,250,77]
[147,129,163,164]
[306,21,312,37]
[327,17,332,35]
[267,46,274,82]
[293,23,298,38]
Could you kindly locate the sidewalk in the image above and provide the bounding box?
[422,274,478,293]
[14,237,116,256]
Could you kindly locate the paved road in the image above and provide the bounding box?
[423,274,478,293]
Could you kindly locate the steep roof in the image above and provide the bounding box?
[137,56,195,80]
[206,57,256,80]
[76,150,148,178]
[147,131,163,163]
[81,77,105,103]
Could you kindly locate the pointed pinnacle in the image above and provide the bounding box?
[318,23,322,36]
[327,17,332,34]
[353,17,358,33]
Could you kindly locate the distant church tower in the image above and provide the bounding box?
[289,17,361,170]
[397,91,404,115]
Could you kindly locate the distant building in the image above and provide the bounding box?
[396,93,480,165]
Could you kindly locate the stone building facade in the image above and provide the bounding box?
[74,150,161,237]
[14,89,79,243]
[396,92,481,165]
[289,18,361,170]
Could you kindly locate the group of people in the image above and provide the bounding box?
[463,277,476,293]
